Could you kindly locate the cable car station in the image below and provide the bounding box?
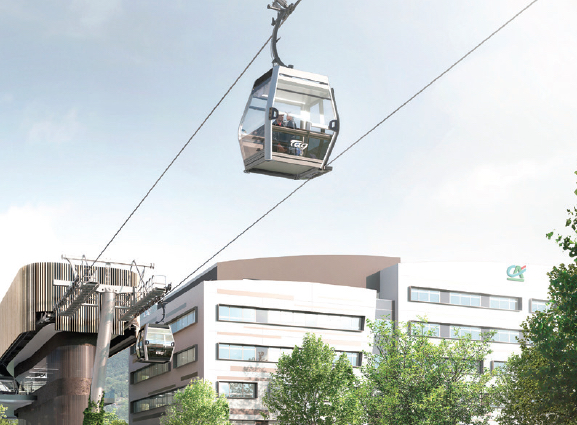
[0,257,172,424]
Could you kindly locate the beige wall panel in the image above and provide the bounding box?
[217,255,400,288]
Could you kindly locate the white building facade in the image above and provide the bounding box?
[128,257,551,425]
[375,261,550,370]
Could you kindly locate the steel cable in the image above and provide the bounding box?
[170,0,541,293]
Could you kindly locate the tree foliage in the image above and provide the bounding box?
[496,347,571,425]
[0,404,17,424]
[83,396,106,425]
[362,320,498,425]
[104,410,128,425]
[498,173,577,424]
[160,379,230,425]
[263,333,363,425]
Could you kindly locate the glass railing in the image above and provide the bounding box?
[272,127,331,160]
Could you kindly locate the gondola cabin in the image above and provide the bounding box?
[238,65,339,180]
[135,323,175,363]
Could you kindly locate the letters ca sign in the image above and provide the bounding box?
[507,265,526,282]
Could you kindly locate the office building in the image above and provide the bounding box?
[129,256,550,425]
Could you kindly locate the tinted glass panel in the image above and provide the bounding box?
[410,288,440,303]
[239,81,270,161]
[450,326,482,340]
[219,382,257,399]
[490,297,518,310]
[450,293,481,307]
[218,305,362,331]
[530,300,549,313]
[175,346,197,368]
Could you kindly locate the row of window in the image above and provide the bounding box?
[218,382,257,399]
[133,382,259,414]
[133,389,177,413]
[218,305,363,331]
[175,345,197,368]
[132,346,197,384]
[410,287,548,313]
[170,309,197,333]
[413,322,521,344]
[137,360,509,414]
[217,343,362,366]
[132,362,170,384]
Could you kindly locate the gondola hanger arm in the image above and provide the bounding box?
[267,0,301,67]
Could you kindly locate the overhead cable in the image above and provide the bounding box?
[92,36,272,266]
[170,0,541,293]
[91,1,307,267]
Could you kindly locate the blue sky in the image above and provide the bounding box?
[1,0,576,299]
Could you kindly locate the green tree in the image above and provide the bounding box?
[362,319,498,425]
[83,396,106,425]
[104,409,128,425]
[495,347,566,425]
[263,333,363,425]
[498,173,577,424]
[160,379,230,425]
[0,404,16,424]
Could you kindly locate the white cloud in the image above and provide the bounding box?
[27,108,82,145]
[0,205,67,302]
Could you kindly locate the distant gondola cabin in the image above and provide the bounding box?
[135,323,175,363]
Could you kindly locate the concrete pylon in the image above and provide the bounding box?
[90,290,116,403]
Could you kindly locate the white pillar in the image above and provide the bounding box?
[90,290,116,403]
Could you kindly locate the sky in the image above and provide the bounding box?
[1,0,576,301]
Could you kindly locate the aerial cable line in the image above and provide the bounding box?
[169,0,541,294]
[92,36,272,266]
[91,2,305,267]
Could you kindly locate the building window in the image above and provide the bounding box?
[530,299,549,313]
[410,322,441,337]
[170,308,197,333]
[422,323,441,337]
[492,330,520,344]
[217,305,363,331]
[491,360,506,371]
[410,288,440,303]
[174,345,197,368]
[219,306,257,322]
[132,389,177,413]
[450,292,481,307]
[218,344,292,363]
[132,362,170,384]
[450,326,482,340]
[337,351,362,367]
[489,296,518,311]
[218,382,257,399]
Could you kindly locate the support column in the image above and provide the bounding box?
[90,290,116,402]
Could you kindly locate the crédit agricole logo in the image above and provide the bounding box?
[507,265,526,282]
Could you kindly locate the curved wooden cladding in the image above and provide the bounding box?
[0,262,137,360]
